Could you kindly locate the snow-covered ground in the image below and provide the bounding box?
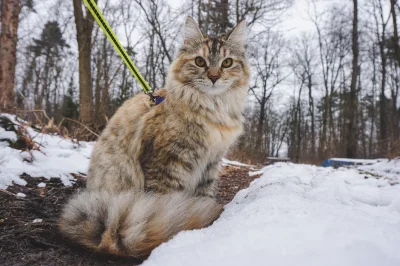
[359,159,400,184]
[1,115,400,265]
[144,163,400,266]
[0,114,94,189]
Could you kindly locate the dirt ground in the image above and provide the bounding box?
[0,164,261,266]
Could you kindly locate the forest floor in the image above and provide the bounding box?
[0,163,261,266]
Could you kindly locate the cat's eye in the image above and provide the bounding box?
[222,58,233,68]
[195,56,206,67]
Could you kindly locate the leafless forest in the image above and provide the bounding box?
[0,0,399,163]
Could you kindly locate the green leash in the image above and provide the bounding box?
[83,0,154,97]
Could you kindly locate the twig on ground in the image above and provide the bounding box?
[62,117,99,138]
[0,189,16,196]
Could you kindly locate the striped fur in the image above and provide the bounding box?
[59,17,249,258]
[59,191,222,258]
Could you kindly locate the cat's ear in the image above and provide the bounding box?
[227,20,247,46]
[184,16,203,45]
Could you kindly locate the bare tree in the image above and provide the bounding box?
[390,0,400,65]
[0,0,21,112]
[369,0,391,154]
[290,34,317,157]
[345,0,359,158]
[133,0,175,64]
[388,0,400,148]
[197,0,232,35]
[249,31,288,157]
[235,0,293,29]
[73,0,97,124]
[308,1,351,157]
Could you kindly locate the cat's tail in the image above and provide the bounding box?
[59,190,222,258]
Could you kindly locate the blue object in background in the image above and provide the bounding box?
[322,159,355,168]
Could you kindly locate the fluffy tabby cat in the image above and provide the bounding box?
[59,17,250,258]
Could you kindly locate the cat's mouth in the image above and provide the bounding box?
[196,82,231,95]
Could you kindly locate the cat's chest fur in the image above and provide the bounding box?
[182,117,243,191]
[206,123,242,150]
[140,102,243,195]
[160,94,244,193]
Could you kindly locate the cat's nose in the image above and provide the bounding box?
[208,75,220,84]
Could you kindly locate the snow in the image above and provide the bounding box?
[16,193,26,198]
[37,182,46,188]
[248,169,265,177]
[359,159,400,184]
[221,158,253,167]
[0,114,95,189]
[0,128,17,141]
[144,163,400,266]
[32,219,43,223]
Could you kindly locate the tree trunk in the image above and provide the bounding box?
[43,51,51,114]
[346,0,359,158]
[0,0,21,113]
[296,88,302,163]
[34,68,42,110]
[99,35,109,125]
[236,0,239,24]
[307,74,315,156]
[73,0,96,125]
[197,0,202,29]
[94,46,102,125]
[369,48,377,156]
[256,100,266,157]
[319,93,328,158]
[219,0,230,33]
[328,95,335,154]
[390,0,400,66]
[379,38,387,155]
[390,0,400,147]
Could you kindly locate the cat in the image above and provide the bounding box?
[59,17,250,259]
